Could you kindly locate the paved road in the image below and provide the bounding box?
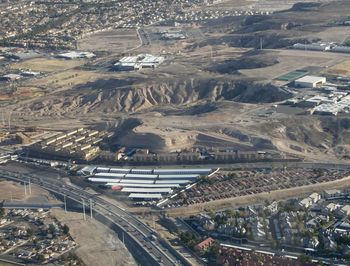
[0,170,185,266]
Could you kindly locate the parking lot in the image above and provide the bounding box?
[167,169,350,207]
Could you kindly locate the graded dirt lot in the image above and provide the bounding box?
[9,57,86,72]
[324,59,350,75]
[240,49,350,81]
[78,29,140,53]
[0,179,54,202]
[52,209,136,266]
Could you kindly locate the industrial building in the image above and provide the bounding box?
[160,30,186,40]
[293,43,331,51]
[27,128,114,161]
[312,95,350,116]
[113,54,164,71]
[57,51,96,59]
[294,76,326,88]
[312,104,343,116]
[331,46,350,53]
[85,167,213,201]
[129,193,163,200]
[0,73,21,81]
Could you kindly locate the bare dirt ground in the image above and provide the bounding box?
[10,58,87,72]
[1,1,350,163]
[214,0,335,12]
[0,179,57,202]
[240,49,350,81]
[78,29,140,53]
[323,59,350,76]
[166,174,350,217]
[52,209,136,266]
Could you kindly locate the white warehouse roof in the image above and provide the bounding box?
[295,76,326,84]
[157,174,199,179]
[110,168,131,173]
[106,183,180,188]
[129,193,163,199]
[153,168,211,174]
[119,179,155,184]
[94,173,125,178]
[155,180,192,184]
[88,178,122,183]
[121,187,173,194]
[125,174,158,179]
[96,167,110,172]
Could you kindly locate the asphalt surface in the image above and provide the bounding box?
[0,169,184,266]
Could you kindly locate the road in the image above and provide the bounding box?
[0,169,187,266]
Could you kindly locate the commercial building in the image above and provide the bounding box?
[293,43,331,51]
[331,46,350,53]
[160,30,186,40]
[128,193,163,200]
[113,54,164,71]
[294,76,326,88]
[121,187,173,194]
[86,167,213,201]
[0,74,21,81]
[57,51,96,59]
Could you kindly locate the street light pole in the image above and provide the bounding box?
[64,194,67,213]
[89,199,93,219]
[82,199,86,220]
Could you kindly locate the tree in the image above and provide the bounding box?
[225,209,235,218]
[207,241,220,259]
[26,228,34,238]
[298,254,312,263]
[0,208,4,218]
[63,224,70,235]
[37,254,46,262]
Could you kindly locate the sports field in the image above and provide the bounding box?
[276,70,308,81]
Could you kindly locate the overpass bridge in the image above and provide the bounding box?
[0,170,189,266]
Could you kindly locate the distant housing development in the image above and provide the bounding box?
[26,128,114,161]
[113,54,165,71]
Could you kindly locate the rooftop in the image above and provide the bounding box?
[295,75,326,83]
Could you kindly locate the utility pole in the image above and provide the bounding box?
[24,181,27,197]
[260,37,263,50]
[64,194,67,213]
[82,199,86,220]
[122,231,125,245]
[89,199,93,219]
[28,178,32,195]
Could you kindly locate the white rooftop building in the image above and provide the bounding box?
[295,76,326,88]
[58,51,96,59]
[114,54,165,71]
[293,42,331,52]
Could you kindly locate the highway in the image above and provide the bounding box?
[0,169,186,266]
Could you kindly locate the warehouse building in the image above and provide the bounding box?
[86,167,213,201]
[294,76,326,88]
[113,54,164,71]
[121,187,173,194]
[0,73,21,81]
[129,193,163,200]
[293,43,331,51]
[331,46,350,53]
[106,183,180,188]
[57,51,96,59]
